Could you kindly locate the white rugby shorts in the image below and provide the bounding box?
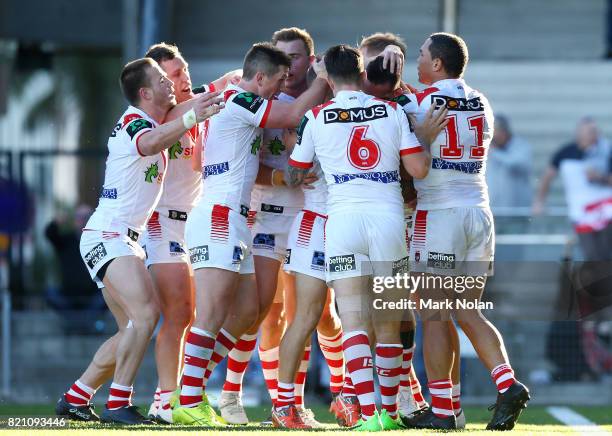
[141,206,190,267]
[283,210,327,281]
[250,205,298,262]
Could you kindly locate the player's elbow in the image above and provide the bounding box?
[410,164,429,180]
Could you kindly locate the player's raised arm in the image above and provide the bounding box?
[397,107,431,179]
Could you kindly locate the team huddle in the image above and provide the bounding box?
[55,28,530,431]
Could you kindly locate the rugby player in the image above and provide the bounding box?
[172,42,329,426]
[286,45,433,431]
[55,58,221,424]
[397,33,530,430]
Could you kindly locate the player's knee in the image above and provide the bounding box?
[163,298,194,330]
[131,304,160,334]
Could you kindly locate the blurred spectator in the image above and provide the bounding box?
[533,117,612,261]
[45,204,106,333]
[486,114,532,209]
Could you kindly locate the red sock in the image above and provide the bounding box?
[342,374,356,397]
[399,346,414,388]
[343,331,376,418]
[409,370,427,409]
[107,383,132,410]
[203,329,237,388]
[223,333,257,394]
[259,346,279,406]
[375,344,402,418]
[491,363,515,393]
[179,327,215,407]
[428,379,453,418]
[318,330,344,395]
[65,380,95,406]
[276,381,295,408]
[452,383,461,415]
[294,346,310,407]
[159,390,173,411]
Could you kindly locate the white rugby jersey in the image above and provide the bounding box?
[302,158,327,215]
[156,124,202,211]
[200,84,272,213]
[251,92,304,212]
[85,106,166,233]
[396,78,494,210]
[289,90,423,216]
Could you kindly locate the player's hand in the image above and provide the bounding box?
[381,45,404,74]
[302,172,319,189]
[405,198,418,210]
[399,81,418,94]
[413,104,448,147]
[193,91,223,122]
[223,68,243,86]
[312,57,327,80]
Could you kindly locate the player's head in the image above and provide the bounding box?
[324,44,364,93]
[493,114,512,147]
[363,55,400,99]
[272,27,315,92]
[359,32,407,67]
[575,116,599,149]
[242,42,291,99]
[145,42,193,103]
[418,32,468,85]
[120,57,176,109]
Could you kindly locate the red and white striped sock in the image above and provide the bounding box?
[159,389,173,411]
[276,381,295,409]
[65,380,95,406]
[152,386,161,410]
[343,331,376,419]
[342,373,356,397]
[452,383,462,416]
[491,363,515,394]
[179,327,216,407]
[222,333,258,394]
[259,345,279,406]
[294,346,310,407]
[107,383,132,410]
[203,329,237,389]
[428,379,453,418]
[409,368,427,409]
[317,330,344,395]
[375,343,403,419]
[399,346,414,389]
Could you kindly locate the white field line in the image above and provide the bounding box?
[547,406,611,435]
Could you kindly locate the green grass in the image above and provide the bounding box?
[1,404,611,434]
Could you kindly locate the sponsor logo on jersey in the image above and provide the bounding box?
[333,170,400,184]
[144,162,159,183]
[323,105,388,124]
[267,136,285,155]
[427,251,455,269]
[284,249,291,264]
[110,123,121,137]
[432,158,484,174]
[261,203,284,214]
[233,92,265,114]
[232,246,244,264]
[168,141,183,159]
[84,243,108,269]
[122,113,143,127]
[203,161,229,178]
[189,245,209,263]
[169,241,186,255]
[126,119,153,139]
[168,210,188,221]
[432,95,483,112]
[296,116,309,145]
[311,250,325,271]
[253,233,275,249]
[328,254,356,273]
[392,256,409,275]
[127,229,139,242]
[101,188,117,199]
[250,135,262,155]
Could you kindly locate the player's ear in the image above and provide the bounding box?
[138,87,151,102]
[255,71,265,87]
[308,55,316,65]
[432,57,443,73]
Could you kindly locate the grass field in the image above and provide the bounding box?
[1,404,611,434]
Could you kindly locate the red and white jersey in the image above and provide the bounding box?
[397,78,494,210]
[156,124,202,211]
[302,158,327,215]
[251,92,304,211]
[289,90,422,216]
[85,106,166,233]
[200,84,272,212]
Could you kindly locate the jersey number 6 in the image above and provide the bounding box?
[440,114,486,159]
[347,125,381,170]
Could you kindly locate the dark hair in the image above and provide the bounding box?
[428,32,469,78]
[324,44,363,85]
[271,27,315,56]
[494,114,511,133]
[242,43,291,80]
[366,56,400,88]
[145,42,182,64]
[119,58,156,105]
[360,32,407,57]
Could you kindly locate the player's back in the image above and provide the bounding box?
[303,90,416,216]
[410,79,493,210]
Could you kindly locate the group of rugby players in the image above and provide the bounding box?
[55,27,530,431]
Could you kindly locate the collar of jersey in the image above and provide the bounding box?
[431,78,466,89]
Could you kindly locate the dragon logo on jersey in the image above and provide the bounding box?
[250,135,262,155]
[234,92,265,114]
[267,136,285,155]
[168,141,183,159]
[126,119,153,139]
[144,162,159,183]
